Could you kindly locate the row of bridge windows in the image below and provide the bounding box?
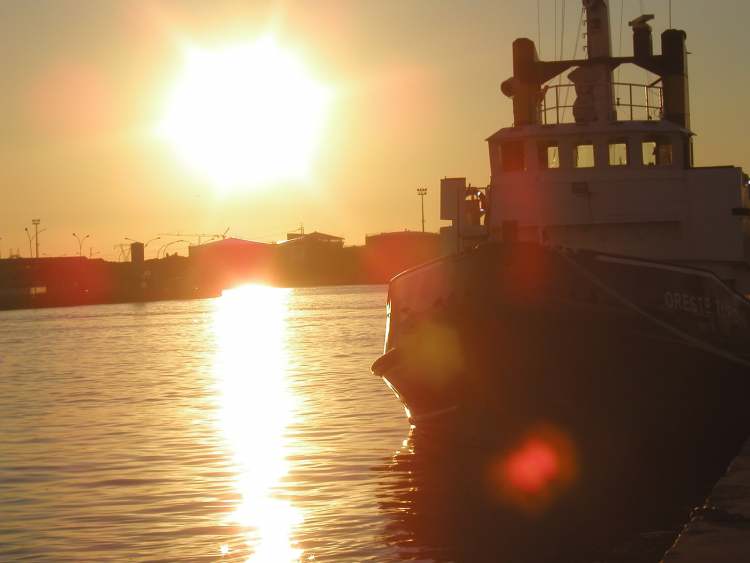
[499,137,674,171]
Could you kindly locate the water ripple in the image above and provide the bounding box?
[0,285,412,562]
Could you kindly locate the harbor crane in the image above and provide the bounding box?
[157,228,230,245]
[113,244,131,262]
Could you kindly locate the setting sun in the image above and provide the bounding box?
[157,36,331,191]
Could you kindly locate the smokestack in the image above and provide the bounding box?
[629,14,655,60]
[501,38,543,126]
[661,29,690,130]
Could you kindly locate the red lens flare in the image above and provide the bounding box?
[505,438,560,494]
[487,424,578,514]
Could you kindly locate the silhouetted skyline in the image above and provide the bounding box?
[2,0,748,259]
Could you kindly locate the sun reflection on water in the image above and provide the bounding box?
[212,284,302,562]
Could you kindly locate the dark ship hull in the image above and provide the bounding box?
[373,243,750,514]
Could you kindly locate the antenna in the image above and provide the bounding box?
[616,0,624,82]
[559,0,566,70]
[669,0,672,28]
[537,0,542,55]
[555,0,560,61]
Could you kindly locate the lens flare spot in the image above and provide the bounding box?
[402,322,464,389]
[488,424,578,514]
[505,438,560,493]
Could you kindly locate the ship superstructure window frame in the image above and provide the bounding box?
[499,140,525,172]
[608,140,628,167]
[642,136,674,167]
[538,141,560,169]
[574,143,595,168]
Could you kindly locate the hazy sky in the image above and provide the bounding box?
[2,0,748,259]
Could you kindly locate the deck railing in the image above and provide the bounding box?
[540,81,664,125]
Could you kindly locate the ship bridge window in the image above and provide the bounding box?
[500,140,525,171]
[538,142,560,169]
[574,143,595,168]
[608,141,628,166]
[642,137,673,166]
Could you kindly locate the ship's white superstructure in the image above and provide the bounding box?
[442,0,750,292]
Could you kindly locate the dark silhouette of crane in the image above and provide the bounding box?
[157,228,230,245]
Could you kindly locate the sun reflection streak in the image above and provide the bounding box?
[212,284,302,562]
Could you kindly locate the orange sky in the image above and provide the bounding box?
[1,0,748,259]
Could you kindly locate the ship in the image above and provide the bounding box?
[372,0,750,518]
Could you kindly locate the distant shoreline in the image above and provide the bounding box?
[0,231,441,312]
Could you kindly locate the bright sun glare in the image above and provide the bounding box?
[157,36,331,191]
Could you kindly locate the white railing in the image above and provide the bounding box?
[540,81,664,124]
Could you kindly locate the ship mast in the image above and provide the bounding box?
[568,0,616,123]
[501,0,619,126]
[500,0,690,133]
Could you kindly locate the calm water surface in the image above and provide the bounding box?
[0,284,686,563]
[0,285,430,562]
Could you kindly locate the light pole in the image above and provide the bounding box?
[417,187,427,232]
[126,237,161,259]
[73,233,90,256]
[158,239,186,259]
[32,219,40,258]
[145,236,160,259]
[24,228,33,258]
[124,237,138,253]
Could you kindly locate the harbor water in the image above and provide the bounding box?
[0,286,410,561]
[0,285,687,562]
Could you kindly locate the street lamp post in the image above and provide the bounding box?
[126,237,161,259]
[73,233,90,256]
[145,236,160,259]
[417,187,428,233]
[24,228,32,258]
[32,219,40,258]
[158,239,186,259]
